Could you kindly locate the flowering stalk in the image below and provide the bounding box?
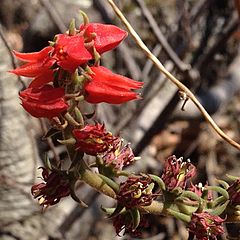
[9,10,240,240]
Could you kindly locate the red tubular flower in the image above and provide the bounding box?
[102,142,135,171]
[73,123,119,156]
[53,34,92,71]
[227,179,240,205]
[80,23,127,54]
[31,167,70,207]
[84,66,143,104]
[188,212,224,240]
[19,85,68,118]
[161,155,196,191]
[117,174,158,209]
[10,46,55,87]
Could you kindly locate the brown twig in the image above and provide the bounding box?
[107,0,240,151]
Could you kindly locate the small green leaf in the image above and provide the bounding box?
[209,200,229,216]
[207,186,229,200]
[98,174,119,193]
[149,174,166,191]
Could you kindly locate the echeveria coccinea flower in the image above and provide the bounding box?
[73,123,119,156]
[19,85,68,118]
[84,66,143,104]
[31,167,70,207]
[53,34,92,71]
[80,23,127,54]
[10,46,55,87]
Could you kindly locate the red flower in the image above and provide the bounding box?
[103,142,135,171]
[188,212,224,240]
[80,23,127,54]
[10,46,55,87]
[19,85,68,118]
[84,66,143,104]
[161,155,196,191]
[73,123,119,155]
[53,34,92,71]
[31,167,70,207]
[117,174,158,209]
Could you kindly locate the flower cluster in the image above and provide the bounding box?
[10,20,143,119]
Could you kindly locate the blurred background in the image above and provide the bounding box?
[0,0,240,239]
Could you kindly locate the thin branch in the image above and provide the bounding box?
[135,0,190,73]
[107,0,240,151]
[0,24,26,89]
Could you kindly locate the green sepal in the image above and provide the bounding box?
[212,196,227,208]
[98,174,119,193]
[149,174,166,191]
[130,208,141,231]
[68,18,76,36]
[58,138,76,145]
[226,174,239,183]
[216,179,230,189]
[178,191,201,203]
[167,208,191,223]
[80,10,89,26]
[42,127,61,139]
[209,200,229,216]
[206,186,229,200]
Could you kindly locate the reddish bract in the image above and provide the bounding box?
[84,66,143,104]
[80,23,127,54]
[19,85,68,118]
[73,123,118,156]
[53,34,92,71]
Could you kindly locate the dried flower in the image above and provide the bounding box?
[31,167,70,207]
[188,212,224,240]
[227,179,240,205]
[161,155,196,191]
[73,123,119,156]
[102,142,135,171]
[80,23,127,54]
[117,174,157,209]
[84,66,143,104]
[19,85,68,118]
